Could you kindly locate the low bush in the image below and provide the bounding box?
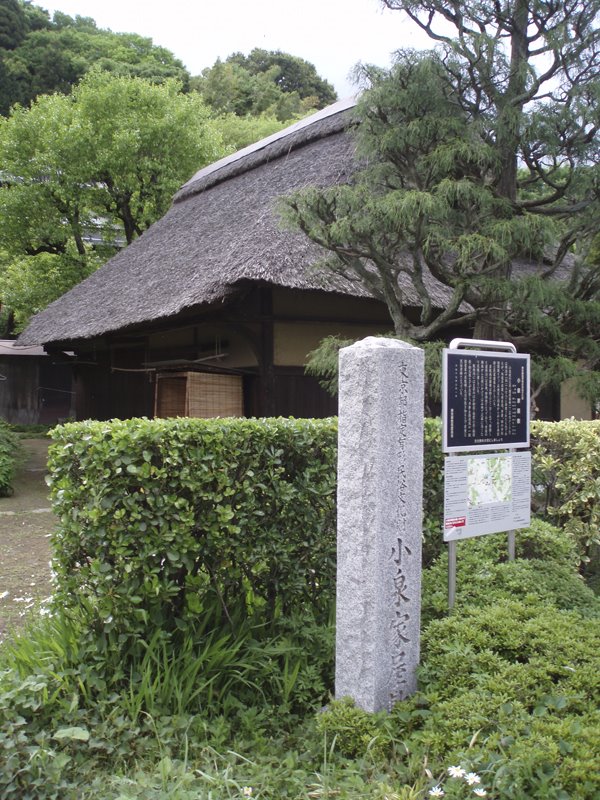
[421,519,600,624]
[403,598,600,798]
[422,418,445,566]
[9,423,54,437]
[0,418,21,496]
[316,696,391,761]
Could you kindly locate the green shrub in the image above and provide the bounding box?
[45,417,338,717]
[531,419,600,572]
[421,519,600,624]
[0,418,21,496]
[392,599,600,798]
[420,599,600,697]
[316,697,390,761]
[10,423,54,436]
[47,417,600,626]
[422,418,444,566]
[48,417,337,642]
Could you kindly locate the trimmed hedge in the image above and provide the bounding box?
[48,417,337,641]
[413,598,600,797]
[0,419,21,496]
[47,416,600,645]
[531,418,600,571]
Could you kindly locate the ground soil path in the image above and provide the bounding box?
[0,438,54,641]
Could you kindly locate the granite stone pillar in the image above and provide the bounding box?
[335,337,424,712]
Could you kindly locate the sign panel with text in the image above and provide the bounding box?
[443,451,531,542]
[442,349,530,453]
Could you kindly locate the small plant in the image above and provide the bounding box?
[421,519,600,625]
[0,418,22,496]
[390,596,600,799]
[316,697,391,761]
[426,766,490,798]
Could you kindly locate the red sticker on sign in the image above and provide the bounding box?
[444,517,466,529]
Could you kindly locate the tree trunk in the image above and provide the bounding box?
[481,0,529,341]
[495,0,529,203]
[473,314,509,342]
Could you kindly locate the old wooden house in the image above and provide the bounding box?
[17,98,585,420]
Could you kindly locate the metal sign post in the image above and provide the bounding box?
[442,339,531,609]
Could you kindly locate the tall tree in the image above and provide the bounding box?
[227,48,337,107]
[283,1,600,405]
[0,0,27,50]
[0,71,224,329]
[0,2,190,115]
[192,48,337,121]
[381,0,599,207]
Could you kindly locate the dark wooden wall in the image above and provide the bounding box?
[74,349,154,421]
[0,356,74,425]
[272,369,337,418]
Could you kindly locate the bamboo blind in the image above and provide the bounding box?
[154,371,243,418]
[154,375,186,418]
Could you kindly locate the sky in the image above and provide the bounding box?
[36,0,435,98]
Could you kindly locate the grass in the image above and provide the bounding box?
[2,546,598,799]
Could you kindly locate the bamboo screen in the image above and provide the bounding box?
[154,371,243,418]
[154,375,186,418]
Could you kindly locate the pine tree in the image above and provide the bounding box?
[283,1,600,406]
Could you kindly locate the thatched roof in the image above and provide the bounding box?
[18,96,573,348]
[19,98,372,347]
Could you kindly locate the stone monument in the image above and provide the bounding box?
[335,337,424,712]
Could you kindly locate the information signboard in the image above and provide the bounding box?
[442,349,530,452]
[443,451,531,542]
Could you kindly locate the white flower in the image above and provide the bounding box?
[473,790,487,797]
[0,591,9,600]
[465,773,481,786]
[428,788,445,798]
[448,765,466,778]
[242,789,253,798]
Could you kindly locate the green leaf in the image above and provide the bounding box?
[53,726,90,742]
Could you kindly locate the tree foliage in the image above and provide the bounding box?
[0,2,190,115]
[0,71,224,330]
[214,111,292,152]
[284,0,600,402]
[0,0,27,51]
[192,48,336,121]
[227,48,337,107]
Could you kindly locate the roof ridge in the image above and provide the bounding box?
[173,95,358,203]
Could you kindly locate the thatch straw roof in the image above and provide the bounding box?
[18,96,573,348]
[19,98,368,347]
